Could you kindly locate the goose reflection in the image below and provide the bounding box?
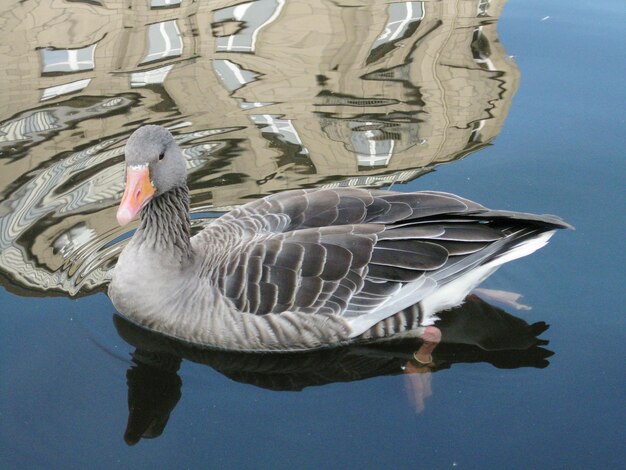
[115,294,552,445]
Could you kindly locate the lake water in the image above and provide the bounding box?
[0,0,624,468]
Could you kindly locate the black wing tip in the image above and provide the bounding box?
[524,213,574,231]
[471,209,574,231]
[540,214,575,230]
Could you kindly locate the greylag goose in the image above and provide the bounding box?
[109,125,570,353]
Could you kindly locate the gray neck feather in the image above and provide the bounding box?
[136,184,192,261]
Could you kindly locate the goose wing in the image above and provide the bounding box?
[217,222,450,316]
[201,189,568,336]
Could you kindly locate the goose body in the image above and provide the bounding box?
[109,126,569,352]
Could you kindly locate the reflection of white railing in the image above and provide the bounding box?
[321,168,428,189]
[150,0,181,7]
[41,79,91,101]
[0,98,131,148]
[0,137,124,294]
[0,111,59,143]
[131,65,174,87]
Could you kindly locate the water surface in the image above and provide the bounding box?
[1,0,624,468]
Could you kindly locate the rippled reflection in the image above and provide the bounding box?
[0,0,518,295]
[115,295,551,445]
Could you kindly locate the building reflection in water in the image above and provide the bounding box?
[0,0,519,296]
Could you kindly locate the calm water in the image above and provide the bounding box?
[1,0,624,468]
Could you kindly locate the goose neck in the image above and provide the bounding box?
[136,184,192,261]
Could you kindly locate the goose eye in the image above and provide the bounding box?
[158,153,165,161]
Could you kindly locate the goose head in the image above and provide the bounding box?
[117,125,187,226]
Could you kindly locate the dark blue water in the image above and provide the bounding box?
[1,1,624,468]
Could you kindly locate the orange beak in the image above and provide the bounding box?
[117,165,156,226]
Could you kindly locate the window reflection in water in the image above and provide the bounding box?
[41,43,97,74]
[214,0,286,53]
[140,20,183,64]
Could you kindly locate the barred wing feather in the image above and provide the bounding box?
[204,189,568,338]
